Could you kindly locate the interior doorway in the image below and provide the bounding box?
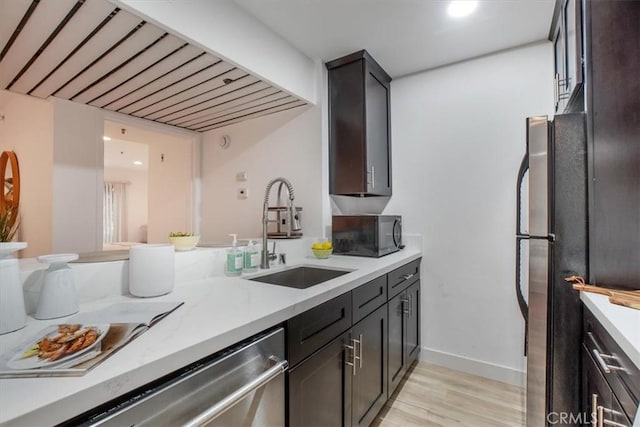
[103,120,193,250]
[103,135,149,249]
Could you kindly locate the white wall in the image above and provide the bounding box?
[51,98,104,254]
[104,167,148,242]
[146,130,193,243]
[384,42,554,384]
[201,104,323,242]
[116,0,317,104]
[0,90,53,258]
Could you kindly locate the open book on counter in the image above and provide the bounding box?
[0,302,183,378]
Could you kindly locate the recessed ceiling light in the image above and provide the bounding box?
[448,0,478,18]
[103,136,111,141]
[133,161,143,166]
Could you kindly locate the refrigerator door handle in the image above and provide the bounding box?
[515,152,529,356]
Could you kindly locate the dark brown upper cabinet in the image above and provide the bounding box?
[326,50,392,197]
[550,0,584,113]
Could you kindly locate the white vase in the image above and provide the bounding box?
[35,253,80,319]
[0,242,27,335]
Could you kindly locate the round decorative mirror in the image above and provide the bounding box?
[0,151,20,227]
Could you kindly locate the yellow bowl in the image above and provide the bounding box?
[312,248,333,259]
[169,235,200,251]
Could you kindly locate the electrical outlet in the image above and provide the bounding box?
[237,188,248,199]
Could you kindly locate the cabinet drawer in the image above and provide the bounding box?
[287,292,352,367]
[584,309,639,421]
[388,259,421,299]
[353,276,387,323]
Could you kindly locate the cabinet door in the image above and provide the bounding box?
[365,67,391,196]
[406,281,421,365]
[587,0,640,289]
[289,331,353,427]
[564,0,583,99]
[553,22,567,113]
[388,290,407,396]
[351,305,388,427]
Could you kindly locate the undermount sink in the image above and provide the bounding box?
[248,266,351,289]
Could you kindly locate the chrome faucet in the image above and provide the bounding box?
[261,178,301,269]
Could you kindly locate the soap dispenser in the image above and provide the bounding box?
[243,240,259,273]
[226,234,243,276]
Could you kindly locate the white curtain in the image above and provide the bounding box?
[103,182,128,243]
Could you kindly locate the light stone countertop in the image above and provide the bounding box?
[581,292,640,370]
[0,248,421,426]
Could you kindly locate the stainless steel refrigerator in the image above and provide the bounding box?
[515,113,588,426]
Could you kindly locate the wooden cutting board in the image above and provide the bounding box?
[571,283,640,310]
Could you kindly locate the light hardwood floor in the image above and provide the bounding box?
[371,362,526,427]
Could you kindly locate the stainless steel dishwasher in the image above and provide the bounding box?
[83,328,287,427]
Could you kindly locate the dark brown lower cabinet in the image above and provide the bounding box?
[351,304,388,427]
[287,259,422,427]
[388,280,420,396]
[289,331,353,427]
[288,305,388,427]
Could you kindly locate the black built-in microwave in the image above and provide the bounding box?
[332,215,402,257]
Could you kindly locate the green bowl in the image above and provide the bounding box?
[312,248,333,259]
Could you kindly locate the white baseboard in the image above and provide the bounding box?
[419,347,526,388]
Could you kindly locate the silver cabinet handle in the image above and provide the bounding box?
[345,340,357,376]
[593,349,612,373]
[401,273,414,281]
[597,406,629,427]
[554,73,559,107]
[358,334,363,369]
[367,166,375,189]
[592,394,598,427]
[371,166,375,189]
[352,335,362,370]
[183,357,288,427]
[592,348,625,374]
[401,297,410,315]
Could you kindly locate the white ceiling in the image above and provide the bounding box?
[234,0,556,77]
[104,120,150,171]
[104,138,149,171]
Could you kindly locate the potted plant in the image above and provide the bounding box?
[0,205,27,334]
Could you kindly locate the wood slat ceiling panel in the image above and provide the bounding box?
[29,10,142,98]
[8,0,116,94]
[134,67,248,119]
[153,77,266,123]
[73,34,185,104]
[199,101,307,131]
[55,24,165,100]
[93,45,204,109]
[0,0,34,59]
[0,0,306,131]
[0,0,78,88]
[190,95,298,131]
[118,60,232,115]
[172,86,282,128]
[103,53,217,112]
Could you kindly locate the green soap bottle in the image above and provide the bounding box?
[243,240,259,272]
[225,234,243,276]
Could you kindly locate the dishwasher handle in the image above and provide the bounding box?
[183,357,288,427]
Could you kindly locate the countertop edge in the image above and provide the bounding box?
[580,292,640,370]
